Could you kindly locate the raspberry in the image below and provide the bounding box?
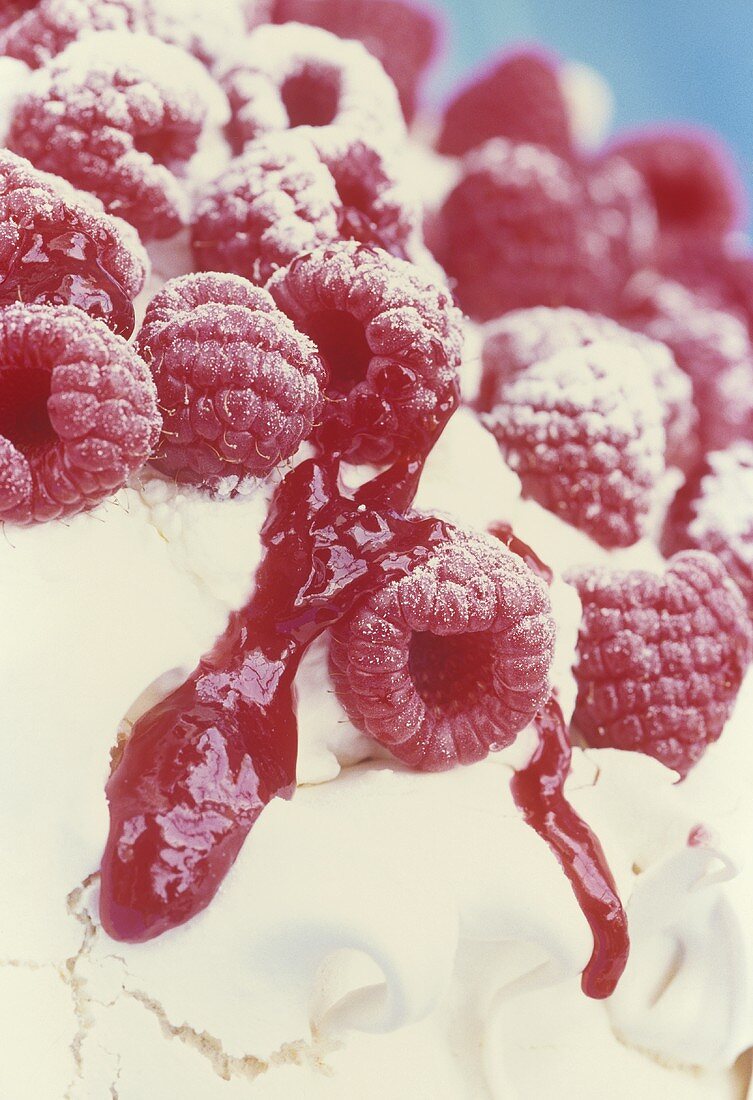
[617,272,753,451]
[437,47,573,159]
[267,241,462,465]
[483,343,665,548]
[663,443,753,617]
[435,139,653,322]
[192,130,418,284]
[0,1,37,32]
[570,550,753,777]
[0,302,160,524]
[220,23,404,158]
[0,150,147,337]
[8,35,215,239]
[658,232,753,340]
[136,272,326,494]
[267,0,442,121]
[0,0,247,69]
[478,305,696,468]
[605,126,746,238]
[329,527,555,770]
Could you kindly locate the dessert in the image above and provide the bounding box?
[2,5,753,1099]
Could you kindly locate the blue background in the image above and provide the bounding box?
[429,0,753,216]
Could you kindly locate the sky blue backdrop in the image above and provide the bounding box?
[429,0,753,217]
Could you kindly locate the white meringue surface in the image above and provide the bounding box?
[1,402,752,1098]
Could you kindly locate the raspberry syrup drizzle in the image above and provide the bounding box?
[100,453,452,942]
[510,695,629,999]
[0,226,135,336]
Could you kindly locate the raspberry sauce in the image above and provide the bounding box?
[0,225,135,337]
[510,696,629,999]
[488,520,554,585]
[100,456,453,941]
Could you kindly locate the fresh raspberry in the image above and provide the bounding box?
[267,240,462,465]
[136,272,326,494]
[192,130,418,284]
[8,36,214,239]
[435,139,654,322]
[0,150,147,337]
[617,272,753,451]
[0,1,38,32]
[477,305,696,469]
[570,551,753,777]
[586,153,658,292]
[658,232,753,341]
[267,0,442,121]
[220,23,404,158]
[663,443,753,617]
[437,47,573,159]
[329,527,555,770]
[605,126,746,238]
[0,0,247,69]
[0,302,160,524]
[483,343,665,548]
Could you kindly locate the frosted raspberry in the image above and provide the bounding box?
[437,47,573,159]
[663,443,753,617]
[0,302,160,524]
[220,23,404,158]
[268,241,462,465]
[192,131,418,284]
[586,154,658,291]
[137,272,326,494]
[570,551,753,777]
[618,272,753,451]
[267,0,441,121]
[605,126,746,238]
[0,1,37,32]
[8,35,216,239]
[0,150,147,337]
[329,527,555,770]
[483,343,665,548]
[0,0,247,69]
[658,232,753,341]
[478,306,696,470]
[435,139,653,322]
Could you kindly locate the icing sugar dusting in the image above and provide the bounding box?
[219,22,405,158]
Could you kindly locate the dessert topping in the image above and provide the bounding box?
[0,302,160,524]
[136,271,326,494]
[570,550,753,777]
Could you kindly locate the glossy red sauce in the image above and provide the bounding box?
[0,226,135,336]
[510,695,630,999]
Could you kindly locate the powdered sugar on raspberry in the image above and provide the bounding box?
[329,525,555,771]
[570,550,753,776]
[0,150,148,334]
[483,341,665,548]
[137,271,326,495]
[684,446,753,558]
[0,301,160,524]
[8,32,228,239]
[436,138,636,321]
[0,0,247,70]
[268,240,462,465]
[219,22,405,159]
[478,306,696,468]
[192,129,420,284]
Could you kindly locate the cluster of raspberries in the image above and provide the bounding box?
[0,4,460,521]
[2,4,753,781]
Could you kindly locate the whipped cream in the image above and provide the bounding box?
[1,404,752,1098]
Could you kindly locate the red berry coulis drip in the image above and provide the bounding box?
[488,520,554,585]
[510,695,629,999]
[100,456,453,942]
[0,225,135,337]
